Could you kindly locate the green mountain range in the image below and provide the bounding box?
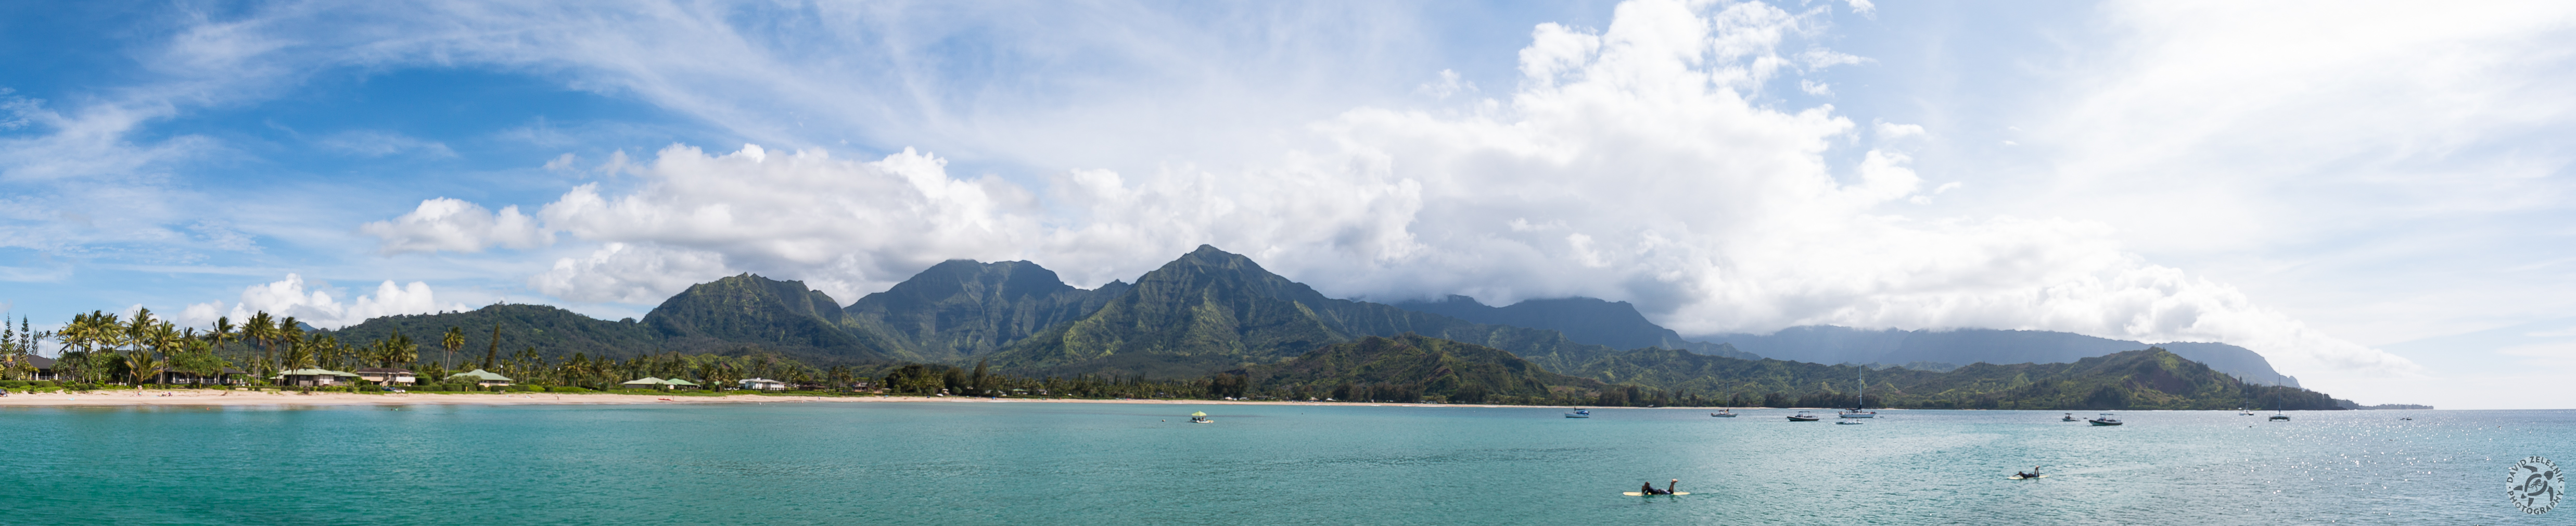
[841,259,1131,362]
[314,245,2355,410]
[980,246,1661,379]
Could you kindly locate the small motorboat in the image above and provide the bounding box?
[1189,411,1213,423]
[2268,412,2290,421]
[2060,412,2079,422]
[1787,411,1821,422]
[1710,409,1737,418]
[2088,413,2122,426]
[1565,408,1591,418]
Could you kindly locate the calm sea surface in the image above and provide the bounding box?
[2,402,2569,525]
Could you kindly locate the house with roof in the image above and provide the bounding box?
[621,377,702,390]
[738,378,787,391]
[273,368,360,387]
[354,368,417,385]
[156,368,250,385]
[447,369,514,387]
[27,355,58,381]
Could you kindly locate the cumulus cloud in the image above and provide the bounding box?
[359,197,551,254]
[179,274,467,329]
[530,242,735,304]
[338,1,2435,392]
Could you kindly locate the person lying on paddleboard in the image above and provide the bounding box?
[2014,467,2041,478]
[1638,479,1679,495]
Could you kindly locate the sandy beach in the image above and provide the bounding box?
[0,389,1547,409]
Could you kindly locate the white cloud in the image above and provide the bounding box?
[530,144,1045,301]
[1843,0,1876,18]
[359,197,551,254]
[315,130,455,158]
[342,0,2422,387]
[179,273,466,329]
[1872,121,1924,140]
[530,242,735,304]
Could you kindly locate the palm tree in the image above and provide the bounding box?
[206,316,238,367]
[374,329,418,374]
[135,321,179,386]
[243,312,276,381]
[283,334,316,371]
[441,326,464,370]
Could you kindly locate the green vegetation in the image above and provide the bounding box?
[981,245,1641,379]
[0,246,2354,410]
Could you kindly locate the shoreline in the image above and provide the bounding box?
[0,389,1737,409]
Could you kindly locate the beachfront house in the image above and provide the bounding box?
[155,367,250,386]
[354,368,417,385]
[738,378,787,391]
[621,377,704,390]
[447,369,514,387]
[28,356,57,381]
[273,368,360,387]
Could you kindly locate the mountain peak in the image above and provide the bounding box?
[1174,244,1259,268]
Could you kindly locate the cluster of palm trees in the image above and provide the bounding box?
[17,308,868,392]
[44,309,427,387]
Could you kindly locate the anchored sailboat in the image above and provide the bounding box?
[1839,368,1876,419]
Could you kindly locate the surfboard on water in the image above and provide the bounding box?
[2005,474,2049,480]
[1622,492,1693,496]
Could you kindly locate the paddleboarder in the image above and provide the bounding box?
[1638,479,1679,495]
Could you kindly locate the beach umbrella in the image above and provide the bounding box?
[1190,411,1207,417]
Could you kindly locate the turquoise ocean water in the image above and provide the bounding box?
[2,402,2569,524]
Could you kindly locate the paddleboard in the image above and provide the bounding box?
[2005,474,2049,480]
[1622,492,1693,496]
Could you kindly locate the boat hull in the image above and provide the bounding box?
[2087,420,2121,426]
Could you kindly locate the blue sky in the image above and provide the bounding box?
[4,1,2573,408]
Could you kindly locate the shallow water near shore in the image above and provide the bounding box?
[2,403,2568,524]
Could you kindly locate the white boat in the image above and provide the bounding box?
[1565,408,1591,418]
[2087,413,2122,426]
[1839,368,1877,418]
[1710,409,1737,418]
[1189,411,1213,423]
[2060,412,2079,422]
[1787,411,1821,422]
